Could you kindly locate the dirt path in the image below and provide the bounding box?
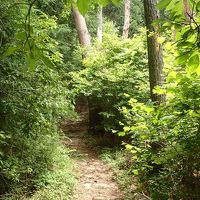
[65,131,123,200]
[62,98,123,199]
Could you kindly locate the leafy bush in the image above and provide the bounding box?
[118,30,200,200]
[0,1,76,198]
[0,60,76,195]
[101,148,135,193]
[23,145,77,200]
[120,87,200,198]
[112,1,200,198]
[71,29,149,132]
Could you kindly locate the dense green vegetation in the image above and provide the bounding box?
[0,0,77,199]
[70,28,148,132]
[0,0,200,199]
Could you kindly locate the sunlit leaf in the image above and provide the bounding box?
[197,65,200,76]
[125,144,133,150]
[118,132,126,136]
[187,53,199,74]
[40,54,55,69]
[175,53,190,65]
[77,0,90,14]
[132,169,139,175]
[157,0,171,9]
[123,126,130,131]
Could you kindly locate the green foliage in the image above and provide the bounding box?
[36,0,66,17]
[101,148,136,199]
[23,146,77,200]
[1,141,77,200]
[77,0,91,14]
[120,78,200,198]
[0,1,76,198]
[1,4,60,70]
[116,1,200,198]
[0,58,76,196]
[73,0,122,15]
[1,0,199,199]
[70,29,148,132]
[103,0,144,35]
[156,0,200,73]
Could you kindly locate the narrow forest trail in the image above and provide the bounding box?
[62,98,123,200]
[65,131,123,200]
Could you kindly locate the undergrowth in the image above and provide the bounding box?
[26,145,77,200]
[101,148,154,200]
[1,143,77,200]
[100,148,136,200]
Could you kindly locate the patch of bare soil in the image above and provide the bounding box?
[65,131,123,200]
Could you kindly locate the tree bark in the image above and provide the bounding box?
[97,5,103,42]
[122,0,131,39]
[144,0,164,104]
[72,6,103,133]
[72,6,91,47]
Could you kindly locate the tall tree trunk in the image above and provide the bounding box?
[72,6,102,133]
[122,0,131,39]
[97,5,103,42]
[72,6,91,47]
[144,0,164,104]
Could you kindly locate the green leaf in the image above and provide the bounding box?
[99,0,109,6]
[118,132,126,137]
[157,0,171,9]
[15,32,26,40]
[26,52,36,71]
[0,46,20,59]
[187,53,199,74]
[125,144,133,150]
[196,1,200,12]
[40,54,55,69]
[165,0,176,11]
[196,66,200,76]
[132,169,139,175]
[152,18,165,26]
[77,0,90,14]
[175,52,190,65]
[111,0,121,5]
[123,126,130,131]
[177,41,193,48]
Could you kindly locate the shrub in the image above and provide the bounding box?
[70,29,149,132]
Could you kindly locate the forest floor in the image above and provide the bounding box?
[64,130,123,200]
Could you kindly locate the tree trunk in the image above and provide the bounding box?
[97,5,103,42]
[143,0,164,104]
[122,0,131,39]
[72,6,91,47]
[72,6,103,133]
